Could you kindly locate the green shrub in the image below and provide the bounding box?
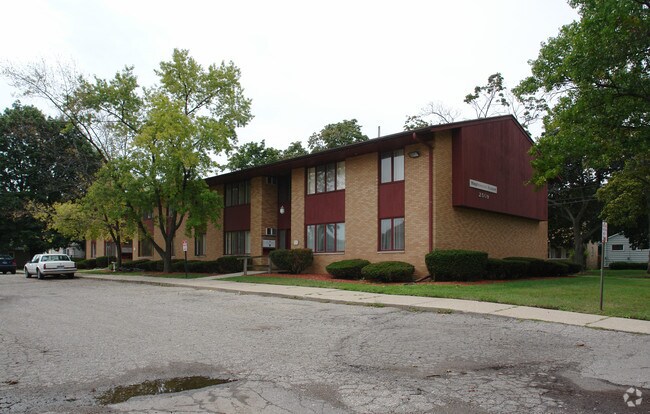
[138,260,164,271]
[326,259,371,280]
[503,257,547,277]
[544,260,570,277]
[554,260,583,274]
[217,256,245,273]
[485,259,529,280]
[425,250,488,281]
[171,260,200,272]
[361,261,415,283]
[75,258,97,269]
[122,259,151,269]
[609,261,647,270]
[192,260,221,273]
[269,249,313,274]
[96,255,117,268]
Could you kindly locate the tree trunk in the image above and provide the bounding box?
[572,222,585,266]
[163,232,173,273]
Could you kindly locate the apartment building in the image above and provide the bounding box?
[88,115,548,276]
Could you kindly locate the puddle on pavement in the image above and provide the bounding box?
[96,376,233,405]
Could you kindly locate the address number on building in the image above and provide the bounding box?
[478,192,490,199]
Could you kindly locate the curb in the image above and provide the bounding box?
[75,273,650,335]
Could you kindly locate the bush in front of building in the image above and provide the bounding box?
[75,258,97,269]
[216,256,245,273]
[137,260,164,271]
[361,261,415,283]
[326,259,371,280]
[544,260,570,276]
[96,255,117,268]
[425,249,488,281]
[485,258,528,280]
[269,249,313,274]
[609,261,647,270]
[553,260,583,274]
[503,257,546,277]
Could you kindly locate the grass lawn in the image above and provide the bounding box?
[222,270,650,320]
[79,269,213,279]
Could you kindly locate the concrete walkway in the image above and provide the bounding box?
[75,272,650,335]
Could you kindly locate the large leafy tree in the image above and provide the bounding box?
[4,49,253,272]
[0,102,101,256]
[516,0,650,270]
[226,140,282,171]
[51,161,136,268]
[307,119,368,153]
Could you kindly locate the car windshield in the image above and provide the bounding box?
[0,255,11,259]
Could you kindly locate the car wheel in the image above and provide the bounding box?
[37,269,44,280]
[2,271,6,274]
[11,270,16,274]
[25,268,30,278]
[68,274,74,279]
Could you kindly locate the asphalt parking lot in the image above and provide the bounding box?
[1,274,648,413]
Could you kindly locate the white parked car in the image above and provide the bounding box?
[24,254,77,279]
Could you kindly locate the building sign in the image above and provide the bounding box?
[469,179,497,194]
[262,239,276,249]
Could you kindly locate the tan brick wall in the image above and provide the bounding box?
[307,148,433,276]
[85,239,105,259]
[204,185,224,260]
[250,177,263,257]
[290,168,305,249]
[432,131,548,259]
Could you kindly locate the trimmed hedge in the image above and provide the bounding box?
[361,261,415,283]
[609,261,647,270]
[96,255,117,268]
[217,256,245,274]
[485,258,528,280]
[503,257,546,277]
[553,260,582,274]
[425,249,488,281]
[326,259,371,280]
[269,249,313,274]
[75,258,97,269]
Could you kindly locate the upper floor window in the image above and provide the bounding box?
[380,149,404,183]
[142,210,153,220]
[225,181,250,207]
[307,162,345,194]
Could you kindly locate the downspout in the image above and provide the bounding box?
[412,132,436,252]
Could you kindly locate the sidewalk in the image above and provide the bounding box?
[76,272,650,335]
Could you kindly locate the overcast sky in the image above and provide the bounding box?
[0,0,578,151]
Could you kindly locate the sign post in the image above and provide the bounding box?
[182,240,188,279]
[600,222,607,311]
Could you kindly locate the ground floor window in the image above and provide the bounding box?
[90,241,97,258]
[380,217,404,251]
[105,241,116,258]
[225,231,250,255]
[195,232,207,256]
[139,237,153,257]
[306,223,345,253]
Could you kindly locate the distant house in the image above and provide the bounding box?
[604,233,649,267]
[47,242,85,259]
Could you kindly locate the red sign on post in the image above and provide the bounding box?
[182,240,188,252]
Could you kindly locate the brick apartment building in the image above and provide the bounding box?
[87,115,547,276]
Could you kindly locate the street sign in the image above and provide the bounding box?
[602,221,608,243]
[182,240,188,252]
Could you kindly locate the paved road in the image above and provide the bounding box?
[0,274,648,413]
